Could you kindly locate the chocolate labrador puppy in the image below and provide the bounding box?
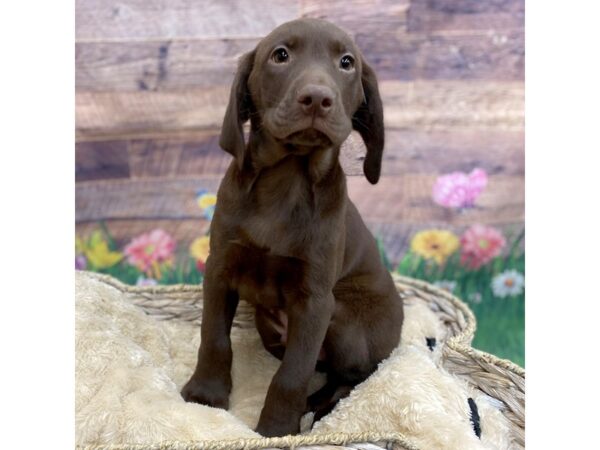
[181,18,403,437]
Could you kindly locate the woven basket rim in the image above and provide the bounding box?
[75,431,418,450]
[80,270,524,376]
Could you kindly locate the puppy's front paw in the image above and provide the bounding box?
[255,410,302,437]
[181,375,230,409]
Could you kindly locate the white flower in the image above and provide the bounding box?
[433,280,457,293]
[136,276,158,287]
[491,270,524,298]
[468,292,483,304]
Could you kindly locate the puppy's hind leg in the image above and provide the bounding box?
[306,375,354,423]
[305,324,375,424]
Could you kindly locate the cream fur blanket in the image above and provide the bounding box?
[75,271,512,449]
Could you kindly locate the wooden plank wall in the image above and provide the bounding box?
[75,0,525,264]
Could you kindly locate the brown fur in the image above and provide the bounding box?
[181,18,404,437]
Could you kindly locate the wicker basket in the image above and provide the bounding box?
[79,272,525,450]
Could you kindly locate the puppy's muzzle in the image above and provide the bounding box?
[297,84,335,118]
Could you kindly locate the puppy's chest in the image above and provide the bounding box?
[224,242,307,308]
[240,175,317,251]
[224,177,318,307]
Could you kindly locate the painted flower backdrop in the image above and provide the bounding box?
[75,168,524,366]
[432,168,488,210]
[124,229,176,279]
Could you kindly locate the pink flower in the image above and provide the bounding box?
[124,229,176,274]
[460,224,506,269]
[432,168,488,209]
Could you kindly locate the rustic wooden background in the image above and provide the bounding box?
[75,0,524,264]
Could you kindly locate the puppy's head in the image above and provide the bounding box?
[220,18,384,184]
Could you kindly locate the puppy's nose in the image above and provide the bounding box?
[297,84,335,117]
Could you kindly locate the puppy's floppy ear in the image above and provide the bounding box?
[352,59,384,184]
[219,51,255,170]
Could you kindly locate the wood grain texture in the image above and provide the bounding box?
[380,80,524,130]
[76,128,522,181]
[379,129,524,176]
[326,129,525,177]
[355,30,524,81]
[76,177,223,222]
[407,0,525,33]
[76,0,300,41]
[76,80,524,140]
[76,38,259,91]
[301,0,409,34]
[75,86,228,140]
[75,131,366,181]
[128,134,231,179]
[76,174,523,226]
[75,30,523,93]
[76,140,130,181]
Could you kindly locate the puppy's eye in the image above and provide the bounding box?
[271,47,289,64]
[340,54,355,71]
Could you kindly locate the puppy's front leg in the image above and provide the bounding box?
[256,293,334,437]
[181,268,239,409]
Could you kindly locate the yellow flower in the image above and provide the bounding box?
[75,236,85,254]
[190,236,210,263]
[410,229,459,264]
[197,193,217,210]
[77,231,123,269]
